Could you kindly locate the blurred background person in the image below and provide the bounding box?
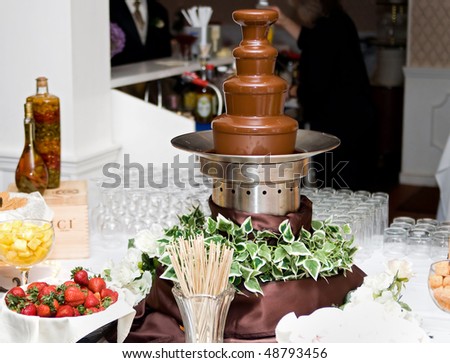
[110,0,172,66]
[271,0,377,191]
[110,0,173,100]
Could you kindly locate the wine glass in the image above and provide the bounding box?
[0,219,55,285]
[428,259,450,313]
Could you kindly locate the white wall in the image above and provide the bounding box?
[0,0,120,190]
[401,68,450,186]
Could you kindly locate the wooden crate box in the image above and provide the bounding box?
[8,180,90,259]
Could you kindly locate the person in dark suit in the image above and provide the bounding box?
[271,0,377,191]
[110,0,172,66]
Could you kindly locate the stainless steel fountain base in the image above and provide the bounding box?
[171,130,340,215]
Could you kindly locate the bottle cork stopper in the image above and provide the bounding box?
[36,77,48,87]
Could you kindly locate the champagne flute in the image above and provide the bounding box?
[0,219,55,285]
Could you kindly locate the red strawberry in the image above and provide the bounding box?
[37,303,52,317]
[71,267,89,286]
[84,294,100,309]
[36,295,59,317]
[63,280,78,287]
[64,286,86,307]
[38,285,57,300]
[6,286,26,299]
[73,307,81,316]
[101,288,118,304]
[27,282,48,293]
[88,276,106,293]
[5,287,26,309]
[20,303,37,316]
[84,307,100,315]
[56,305,75,318]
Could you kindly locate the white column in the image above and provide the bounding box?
[0,0,120,190]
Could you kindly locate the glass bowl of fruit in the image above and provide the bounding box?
[428,259,450,312]
[0,219,54,285]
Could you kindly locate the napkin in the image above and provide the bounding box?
[0,289,136,343]
[0,191,54,222]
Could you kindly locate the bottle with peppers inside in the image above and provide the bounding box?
[26,77,61,189]
[15,102,49,194]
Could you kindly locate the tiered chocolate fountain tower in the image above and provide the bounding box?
[172,9,340,216]
[168,9,365,341]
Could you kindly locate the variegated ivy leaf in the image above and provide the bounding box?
[244,276,263,295]
[229,261,241,277]
[258,244,272,262]
[274,246,288,263]
[245,242,258,259]
[241,216,253,234]
[282,244,293,255]
[256,230,278,240]
[235,250,249,262]
[252,256,266,271]
[291,241,311,256]
[311,220,324,230]
[206,217,217,234]
[234,242,247,253]
[314,250,330,265]
[312,229,326,240]
[322,241,336,253]
[158,252,172,266]
[271,265,283,279]
[160,266,177,281]
[277,259,291,271]
[279,219,290,235]
[278,220,295,243]
[204,235,225,244]
[217,213,235,232]
[341,224,352,235]
[300,228,311,239]
[239,265,259,280]
[302,258,321,280]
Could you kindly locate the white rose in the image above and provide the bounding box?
[386,259,413,280]
[109,259,141,286]
[363,272,393,294]
[345,285,374,306]
[133,229,159,257]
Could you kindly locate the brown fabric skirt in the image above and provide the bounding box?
[121,265,365,343]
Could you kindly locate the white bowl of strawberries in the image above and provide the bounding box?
[0,267,136,342]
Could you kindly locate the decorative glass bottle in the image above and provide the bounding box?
[193,66,215,131]
[15,102,49,195]
[26,77,61,188]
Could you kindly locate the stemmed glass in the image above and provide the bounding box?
[0,219,55,285]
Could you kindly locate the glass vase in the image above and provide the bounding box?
[172,283,235,343]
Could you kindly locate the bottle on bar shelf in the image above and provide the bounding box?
[193,66,215,131]
[15,102,49,195]
[26,76,61,189]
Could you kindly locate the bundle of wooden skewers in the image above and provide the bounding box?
[166,235,234,342]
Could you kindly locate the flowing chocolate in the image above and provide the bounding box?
[212,9,298,155]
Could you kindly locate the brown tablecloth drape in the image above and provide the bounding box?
[120,195,365,343]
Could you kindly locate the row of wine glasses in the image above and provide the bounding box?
[90,167,212,246]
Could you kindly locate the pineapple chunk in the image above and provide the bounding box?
[27,238,42,251]
[12,238,28,252]
[5,250,17,261]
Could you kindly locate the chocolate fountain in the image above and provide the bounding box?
[172,9,340,216]
[137,9,365,343]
